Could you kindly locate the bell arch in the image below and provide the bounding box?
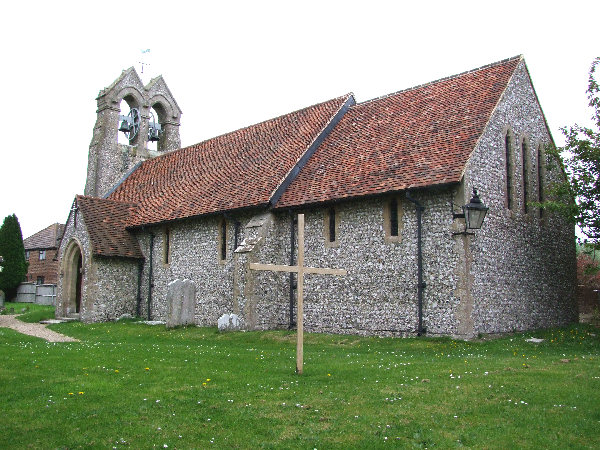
[117,87,145,146]
[113,86,144,109]
[62,239,84,316]
[147,104,162,152]
[148,94,181,152]
[84,67,181,197]
[148,94,175,119]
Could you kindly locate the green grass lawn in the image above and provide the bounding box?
[1,301,56,323]
[0,318,599,449]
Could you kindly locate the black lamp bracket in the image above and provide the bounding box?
[450,195,470,235]
[450,197,465,220]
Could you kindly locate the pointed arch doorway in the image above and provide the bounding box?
[63,240,84,317]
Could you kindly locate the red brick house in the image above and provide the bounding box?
[24,223,64,285]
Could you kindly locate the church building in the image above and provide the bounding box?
[56,55,577,338]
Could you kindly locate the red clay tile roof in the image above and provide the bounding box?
[275,56,522,208]
[24,223,65,250]
[76,195,143,259]
[109,95,352,227]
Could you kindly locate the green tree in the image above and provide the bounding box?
[544,57,600,253]
[0,214,28,299]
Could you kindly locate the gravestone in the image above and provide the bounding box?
[180,281,196,325]
[166,279,196,328]
[166,281,183,328]
[217,313,241,331]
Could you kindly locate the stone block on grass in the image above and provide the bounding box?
[166,279,196,328]
[218,313,241,332]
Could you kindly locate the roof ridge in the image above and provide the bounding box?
[357,55,523,107]
[25,223,55,239]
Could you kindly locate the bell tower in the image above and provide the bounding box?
[84,67,182,198]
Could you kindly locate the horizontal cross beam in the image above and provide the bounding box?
[249,263,346,276]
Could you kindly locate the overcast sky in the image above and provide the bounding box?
[1,0,598,239]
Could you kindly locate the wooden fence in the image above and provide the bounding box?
[16,283,56,305]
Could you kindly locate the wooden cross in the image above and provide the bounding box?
[249,214,347,374]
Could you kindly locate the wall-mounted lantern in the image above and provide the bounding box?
[452,188,489,235]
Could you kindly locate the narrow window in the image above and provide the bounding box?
[25,251,30,261]
[390,198,399,237]
[220,219,227,261]
[522,139,529,214]
[163,228,171,264]
[505,133,513,210]
[36,276,44,285]
[328,206,336,243]
[537,145,544,218]
[384,197,403,243]
[39,250,46,261]
[323,207,339,248]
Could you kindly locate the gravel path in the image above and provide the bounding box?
[0,315,79,342]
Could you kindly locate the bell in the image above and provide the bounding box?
[119,118,131,133]
[148,127,160,142]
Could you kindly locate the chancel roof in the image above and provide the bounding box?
[276,56,522,207]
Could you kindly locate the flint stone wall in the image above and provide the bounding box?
[86,257,139,322]
[56,208,93,320]
[260,195,459,336]
[461,60,577,335]
[133,193,459,336]
[134,215,247,325]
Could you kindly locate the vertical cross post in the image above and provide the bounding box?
[296,214,305,373]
